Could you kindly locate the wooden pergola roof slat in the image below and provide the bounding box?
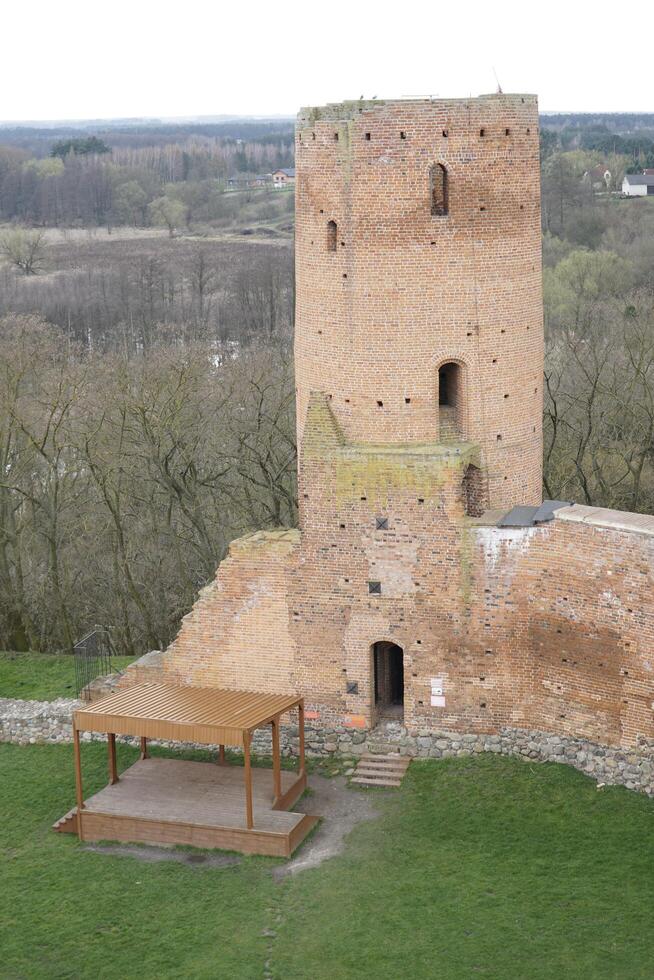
[73,682,301,747]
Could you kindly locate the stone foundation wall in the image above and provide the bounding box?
[3,697,653,797]
[0,698,82,745]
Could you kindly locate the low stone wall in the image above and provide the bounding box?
[0,697,81,745]
[298,723,654,796]
[2,697,653,796]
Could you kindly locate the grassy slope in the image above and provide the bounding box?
[1,745,653,980]
[0,652,135,701]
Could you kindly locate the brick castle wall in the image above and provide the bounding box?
[115,94,654,762]
[143,404,654,750]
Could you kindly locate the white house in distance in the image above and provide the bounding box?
[622,173,654,197]
[272,168,295,189]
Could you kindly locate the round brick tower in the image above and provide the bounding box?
[294,94,543,510]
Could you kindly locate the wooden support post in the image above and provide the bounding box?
[108,732,118,784]
[140,737,148,760]
[73,726,84,841]
[271,718,282,804]
[217,744,226,765]
[298,700,306,777]
[243,731,254,829]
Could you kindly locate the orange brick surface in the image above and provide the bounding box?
[128,96,654,753]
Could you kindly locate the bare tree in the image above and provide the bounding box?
[0,227,47,275]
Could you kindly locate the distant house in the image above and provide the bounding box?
[622,173,654,197]
[227,175,252,189]
[643,168,654,176]
[583,164,611,191]
[227,173,272,189]
[272,168,295,189]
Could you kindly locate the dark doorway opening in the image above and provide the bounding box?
[373,641,404,720]
[438,362,459,406]
[437,361,464,440]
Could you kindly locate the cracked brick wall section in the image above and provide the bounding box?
[161,530,300,694]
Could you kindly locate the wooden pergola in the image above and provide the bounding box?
[58,683,314,857]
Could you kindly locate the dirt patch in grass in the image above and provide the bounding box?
[275,774,382,879]
[83,843,241,869]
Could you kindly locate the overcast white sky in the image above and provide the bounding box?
[2,0,650,122]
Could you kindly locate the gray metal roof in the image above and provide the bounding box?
[497,500,571,528]
[624,174,654,186]
[497,506,540,528]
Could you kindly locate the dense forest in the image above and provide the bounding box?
[0,113,653,655]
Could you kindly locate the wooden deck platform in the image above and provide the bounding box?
[55,758,318,857]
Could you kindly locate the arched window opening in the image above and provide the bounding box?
[438,362,458,407]
[463,464,486,518]
[372,641,404,721]
[327,220,337,252]
[430,163,448,216]
[438,361,464,441]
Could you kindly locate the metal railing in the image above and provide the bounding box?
[73,628,115,700]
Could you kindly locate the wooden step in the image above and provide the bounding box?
[359,761,409,772]
[351,754,411,789]
[353,767,405,779]
[360,757,409,769]
[52,807,78,834]
[351,777,404,787]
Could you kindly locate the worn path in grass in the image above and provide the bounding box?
[2,742,654,979]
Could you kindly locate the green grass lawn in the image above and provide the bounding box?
[2,744,654,979]
[0,652,135,701]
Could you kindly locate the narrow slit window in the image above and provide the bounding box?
[327,220,337,252]
[430,163,448,216]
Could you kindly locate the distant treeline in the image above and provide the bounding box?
[540,113,654,135]
[0,120,295,157]
[0,130,295,227]
[540,115,654,170]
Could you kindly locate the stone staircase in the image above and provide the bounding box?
[350,754,411,788]
[52,807,78,834]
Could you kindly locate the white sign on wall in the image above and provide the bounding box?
[430,677,445,707]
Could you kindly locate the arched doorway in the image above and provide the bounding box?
[372,641,404,720]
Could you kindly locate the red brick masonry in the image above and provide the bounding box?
[120,96,654,755]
